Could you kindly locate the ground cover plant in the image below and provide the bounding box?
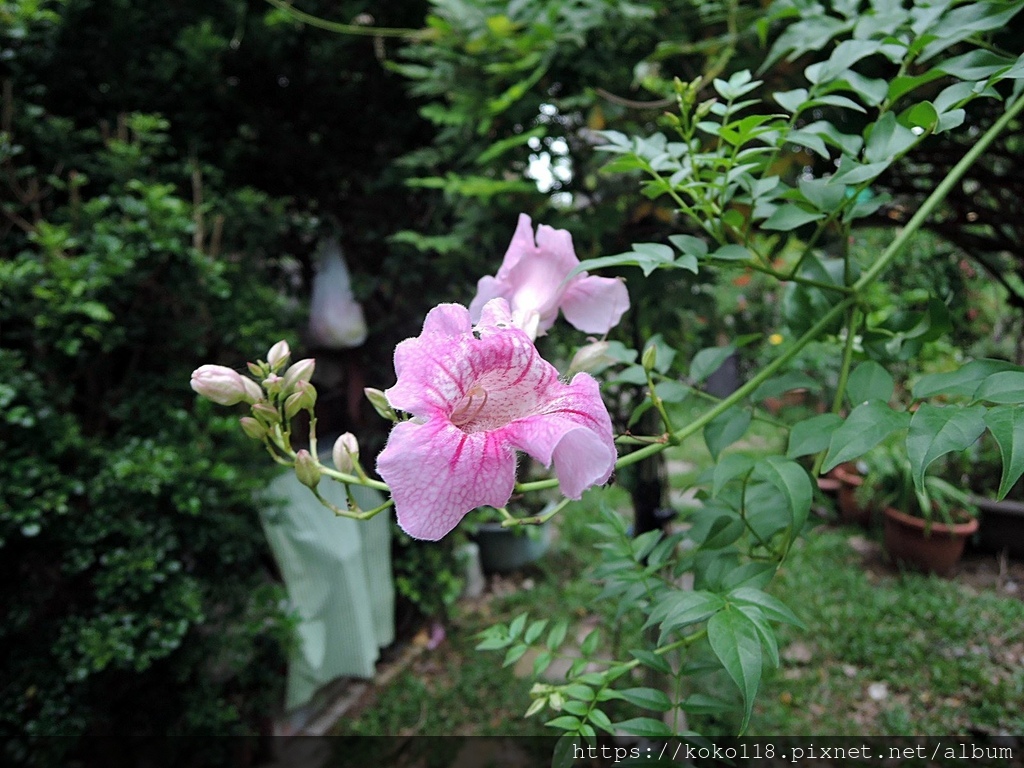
[190,0,1024,754]
[324,510,1024,738]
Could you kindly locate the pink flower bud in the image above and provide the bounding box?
[294,449,321,489]
[267,340,291,371]
[190,365,250,406]
[332,432,360,473]
[240,377,263,404]
[282,358,316,391]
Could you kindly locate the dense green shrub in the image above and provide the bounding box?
[0,106,302,763]
[0,4,317,764]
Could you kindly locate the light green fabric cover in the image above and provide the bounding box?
[261,469,394,710]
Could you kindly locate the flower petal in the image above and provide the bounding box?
[377,419,516,540]
[468,276,504,323]
[504,373,616,498]
[496,213,538,280]
[387,304,474,416]
[561,275,631,335]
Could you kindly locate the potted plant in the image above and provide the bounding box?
[830,460,873,527]
[466,506,553,574]
[951,437,1024,559]
[858,443,979,575]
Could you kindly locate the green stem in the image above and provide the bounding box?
[319,465,390,492]
[854,95,1024,291]
[264,0,424,38]
[503,497,572,527]
[747,262,852,294]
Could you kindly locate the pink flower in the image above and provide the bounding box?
[376,299,617,541]
[469,213,630,339]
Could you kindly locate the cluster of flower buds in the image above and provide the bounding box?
[190,339,318,444]
[192,341,372,495]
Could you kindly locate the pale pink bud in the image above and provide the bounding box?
[567,341,613,376]
[240,377,263,404]
[282,358,316,391]
[262,373,284,397]
[332,432,360,473]
[294,449,321,488]
[267,340,291,371]
[190,365,250,406]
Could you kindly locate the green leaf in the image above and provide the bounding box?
[631,529,663,561]
[679,693,734,715]
[750,370,820,402]
[547,620,569,651]
[708,244,751,261]
[609,687,673,712]
[580,628,600,657]
[545,715,583,732]
[906,403,987,489]
[822,401,910,472]
[847,360,894,405]
[787,413,843,458]
[587,708,615,735]
[657,590,726,635]
[888,70,946,103]
[504,644,529,667]
[690,345,737,383]
[712,453,755,497]
[570,242,675,279]
[668,234,708,258]
[629,649,672,675]
[509,613,527,640]
[984,406,1024,500]
[774,88,809,114]
[865,112,919,163]
[704,408,753,461]
[524,619,548,645]
[797,177,846,213]
[551,734,577,768]
[913,359,1020,399]
[728,587,805,628]
[612,717,674,738]
[563,684,595,701]
[974,371,1024,404]
[475,126,546,165]
[737,603,779,669]
[708,606,762,733]
[754,456,813,534]
[761,204,824,231]
[655,380,691,403]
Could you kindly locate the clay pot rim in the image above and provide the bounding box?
[882,505,979,536]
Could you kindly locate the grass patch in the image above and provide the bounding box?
[331,480,1024,737]
[747,528,1024,736]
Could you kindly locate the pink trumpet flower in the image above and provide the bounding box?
[469,213,629,339]
[376,299,617,541]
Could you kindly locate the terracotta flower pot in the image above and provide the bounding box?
[831,464,872,527]
[882,506,979,575]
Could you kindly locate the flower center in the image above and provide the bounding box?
[450,385,490,429]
